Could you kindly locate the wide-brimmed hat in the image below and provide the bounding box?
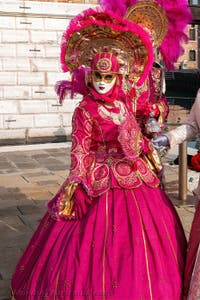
[60,7,154,86]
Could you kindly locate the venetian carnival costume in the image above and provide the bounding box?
[57,0,192,174]
[99,0,191,132]
[119,1,170,139]
[153,89,200,299]
[11,8,187,300]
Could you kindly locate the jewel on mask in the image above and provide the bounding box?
[92,52,120,74]
[96,57,112,72]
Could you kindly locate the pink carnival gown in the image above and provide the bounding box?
[11,95,186,300]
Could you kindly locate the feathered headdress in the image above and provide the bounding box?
[61,8,154,83]
[56,7,154,102]
[99,0,192,70]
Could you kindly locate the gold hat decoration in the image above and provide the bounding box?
[125,1,168,47]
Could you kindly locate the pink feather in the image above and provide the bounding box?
[55,80,74,104]
[99,0,127,16]
[99,0,192,70]
[55,67,90,104]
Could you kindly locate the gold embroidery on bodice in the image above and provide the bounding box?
[98,100,126,125]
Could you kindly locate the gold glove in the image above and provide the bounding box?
[145,146,163,173]
[59,181,78,217]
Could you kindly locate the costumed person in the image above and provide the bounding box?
[123,1,169,140]
[98,0,192,180]
[153,88,200,300]
[99,0,192,135]
[11,8,187,300]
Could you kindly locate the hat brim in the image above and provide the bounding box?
[61,8,154,86]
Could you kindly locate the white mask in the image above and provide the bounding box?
[92,71,117,94]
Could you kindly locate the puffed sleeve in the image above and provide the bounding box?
[47,105,93,220]
[67,106,93,186]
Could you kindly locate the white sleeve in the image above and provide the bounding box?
[166,89,200,148]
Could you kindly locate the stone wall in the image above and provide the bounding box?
[0,0,96,145]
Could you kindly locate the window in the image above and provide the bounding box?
[189,50,196,61]
[189,0,199,5]
[189,26,196,40]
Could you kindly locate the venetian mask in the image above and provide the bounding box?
[91,52,119,94]
[92,71,117,94]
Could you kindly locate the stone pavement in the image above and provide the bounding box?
[0,143,198,300]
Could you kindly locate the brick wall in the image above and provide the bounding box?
[0,0,97,145]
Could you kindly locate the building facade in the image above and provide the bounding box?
[0,0,98,145]
[175,24,200,69]
[181,0,200,69]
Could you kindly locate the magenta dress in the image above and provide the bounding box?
[11,96,186,300]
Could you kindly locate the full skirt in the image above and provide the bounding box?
[11,184,186,300]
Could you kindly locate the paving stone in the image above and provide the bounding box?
[0,279,11,300]
[0,169,19,175]
[174,204,195,240]
[22,190,53,201]
[0,176,27,187]
[1,153,28,164]
[0,155,8,161]
[45,148,70,154]
[45,184,61,195]
[32,156,59,163]
[0,199,34,209]
[56,170,70,179]
[31,153,52,160]
[19,213,45,231]
[16,204,46,216]
[0,188,29,201]
[23,174,62,183]
[1,227,34,248]
[21,171,51,177]
[35,180,58,185]
[0,207,19,217]
[0,215,27,232]
[0,248,22,280]
[44,164,69,171]
[0,162,14,169]
[21,168,51,174]
[7,157,35,164]
[13,163,39,170]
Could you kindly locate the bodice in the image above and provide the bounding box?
[68,96,160,197]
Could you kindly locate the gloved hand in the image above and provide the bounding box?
[73,184,92,220]
[152,135,170,150]
[59,181,92,220]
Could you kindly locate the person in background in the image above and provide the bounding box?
[99,0,192,180]
[152,88,200,299]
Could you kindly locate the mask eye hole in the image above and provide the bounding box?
[104,74,114,81]
[94,72,102,80]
